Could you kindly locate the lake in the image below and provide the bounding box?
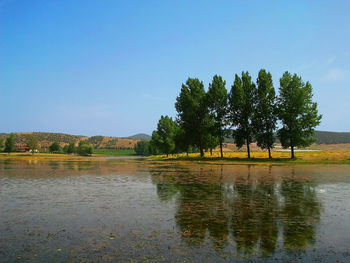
[1,159,350,262]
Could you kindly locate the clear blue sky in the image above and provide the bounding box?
[1,0,349,136]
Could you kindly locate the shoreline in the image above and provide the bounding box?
[1,151,350,165]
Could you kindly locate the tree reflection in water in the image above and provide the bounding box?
[151,165,321,257]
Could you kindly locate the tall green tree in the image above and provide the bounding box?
[207,75,228,158]
[27,135,39,155]
[253,69,277,158]
[150,115,178,156]
[228,72,256,158]
[4,134,16,155]
[277,72,322,159]
[175,78,212,158]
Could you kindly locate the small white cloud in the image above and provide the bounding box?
[321,68,348,83]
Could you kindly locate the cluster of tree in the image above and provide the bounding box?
[147,70,321,159]
[49,140,93,155]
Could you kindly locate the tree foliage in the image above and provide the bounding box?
[4,134,16,154]
[134,140,151,156]
[228,72,256,158]
[175,78,212,158]
[0,139,4,151]
[277,72,322,158]
[49,142,61,153]
[63,142,75,154]
[27,135,39,155]
[77,141,93,156]
[150,115,178,156]
[253,69,277,158]
[207,75,228,158]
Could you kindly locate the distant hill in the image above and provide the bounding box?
[0,132,140,149]
[126,133,151,141]
[224,130,350,145]
[1,130,350,150]
[314,131,350,144]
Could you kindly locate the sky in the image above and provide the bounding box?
[1,0,349,137]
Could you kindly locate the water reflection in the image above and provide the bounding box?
[151,165,321,257]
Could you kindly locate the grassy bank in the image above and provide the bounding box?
[93,148,136,156]
[148,151,350,164]
[1,150,350,164]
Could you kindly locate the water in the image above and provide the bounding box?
[1,160,350,262]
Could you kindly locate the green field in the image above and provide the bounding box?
[93,148,136,156]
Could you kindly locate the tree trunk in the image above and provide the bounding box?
[268,147,272,159]
[220,141,223,158]
[210,148,213,156]
[291,145,295,159]
[247,141,251,159]
[200,148,204,158]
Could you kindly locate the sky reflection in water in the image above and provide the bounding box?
[0,160,350,262]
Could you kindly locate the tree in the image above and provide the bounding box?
[134,140,151,156]
[49,142,61,153]
[63,143,76,154]
[0,138,4,151]
[253,69,277,158]
[207,75,228,158]
[228,72,256,158]
[175,78,212,158]
[4,134,16,155]
[277,72,322,159]
[205,133,219,156]
[27,135,39,155]
[150,115,178,156]
[174,127,193,155]
[67,142,76,154]
[76,141,93,156]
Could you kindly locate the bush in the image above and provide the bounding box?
[77,141,93,156]
[49,142,61,153]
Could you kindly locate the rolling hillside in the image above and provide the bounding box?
[224,130,350,145]
[126,133,151,141]
[1,130,350,150]
[0,132,141,149]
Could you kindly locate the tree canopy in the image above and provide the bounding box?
[4,134,16,154]
[149,70,321,159]
[207,75,228,158]
[277,72,322,158]
[228,72,256,158]
[253,69,277,158]
[175,78,212,158]
[27,135,39,155]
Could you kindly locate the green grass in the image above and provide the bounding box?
[93,148,136,156]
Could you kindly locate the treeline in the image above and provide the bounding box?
[135,70,321,159]
[0,134,93,156]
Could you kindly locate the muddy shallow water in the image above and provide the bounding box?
[1,160,350,262]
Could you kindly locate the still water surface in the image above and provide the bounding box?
[1,160,350,262]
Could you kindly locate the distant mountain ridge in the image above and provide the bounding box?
[225,130,350,145]
[126,133,151,141]
[0,132,141,149]
[1,130,349,148]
